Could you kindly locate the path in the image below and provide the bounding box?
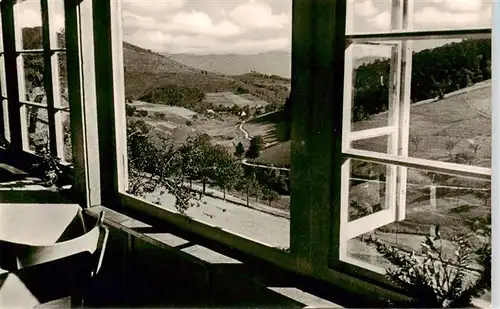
[464,94,491,120]
[239,121,251,141]
[241,158,291,171]
[238,120,273,147]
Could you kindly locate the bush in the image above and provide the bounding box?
[364,229,491,308]
[246,135,264,159]
[234,86,249,94]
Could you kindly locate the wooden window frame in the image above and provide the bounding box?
[93,0,409,300]
[94,0,493,299]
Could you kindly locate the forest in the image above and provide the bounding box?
[351,39,491,121]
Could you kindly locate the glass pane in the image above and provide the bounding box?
[347,42,393,131]
[0,56,7,98]
[57,52,68,108]
[15,0,43,50]
[25,105,49,153]
[346,0,392,34]
[2,99,9,142]
[22,54,46,103]
[413,1,492,31]
[122,0,292,249]
[351,135,389,154]
[343,162,491,304]
[409,39,491,168]
[346,0,492,34]
[60,111,72,163]
[348,159,390,222]
[49,0,65,49]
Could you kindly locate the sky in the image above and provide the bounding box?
[16,0,493,56]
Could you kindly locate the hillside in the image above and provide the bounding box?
[122,44,290,107]
[21,27,290,108]
[249,83,491,169]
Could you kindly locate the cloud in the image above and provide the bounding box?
[126,29,290,55]
[229,1,289,29]
[370,11,390,29]
[16,7,64,31]
[414,6,491,28]
[123,10,241,37]
[170,11,241,36]
[354,0,378,17]
[122,0,186,17]
[431,0,483,12]
[16,8,41,28]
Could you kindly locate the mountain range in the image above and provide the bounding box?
[164,51,383,78]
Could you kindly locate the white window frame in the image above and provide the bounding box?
[339,0,491,273]
[0,11,9,141]
[0,0,100,207]
[12,0,67,156]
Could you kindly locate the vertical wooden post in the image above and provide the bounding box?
[396,0,414,221]
[41,0,63,158]
[64,0,101,207]
[0,0,22,150]
[290,0,347,271]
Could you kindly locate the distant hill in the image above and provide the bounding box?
[122,43,289,106]
[21,27,289,108]
[165,52,383,79]
[165,51,292,79]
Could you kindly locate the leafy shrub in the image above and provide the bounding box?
[364,225,490,308]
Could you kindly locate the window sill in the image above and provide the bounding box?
[85,205,344,308]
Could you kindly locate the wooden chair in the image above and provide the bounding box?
[0,207,108,308]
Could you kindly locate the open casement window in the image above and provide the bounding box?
[10,0,68,158]
[339,0,491,273]
[0,0,99,206]
[339,0,409,270]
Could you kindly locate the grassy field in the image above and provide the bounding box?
[243,110,288,144]
[247,83,491,170]
[205,92,269,108]
[131,101,197,119]
[352,84,491,168]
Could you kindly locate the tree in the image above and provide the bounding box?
[240,173,261,207]
[445,140,458,158]
[126,104,137,117]
[179,133,211,194]
[126,120,200,215]
[246,135,264,159]
[410,135,423,154]
[234,142,245,158]
[468,140,480,154]
[262,187,279,206]
[213,153,243,200]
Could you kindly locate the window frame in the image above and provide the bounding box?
[338,0,492,275]
[98,0,492,299]
[99,0,409,300]
[0,0,99,207]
